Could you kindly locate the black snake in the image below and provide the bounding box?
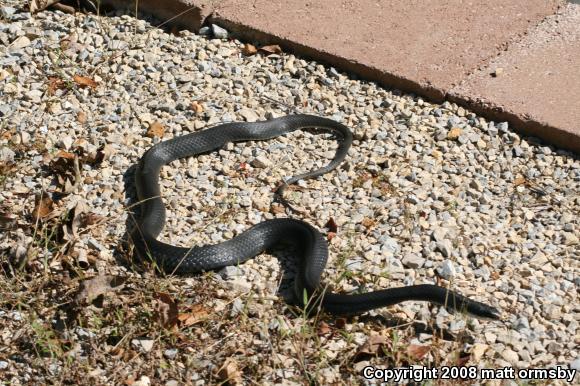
[131,114,500,320]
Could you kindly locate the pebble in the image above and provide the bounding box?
[501,349,519,365]
[435,240,452,258]
[401,253,425,268]
[0,147,16,163]
[9,35,31,50]
[251,156,271,168]
[219,266,243,279]
[131,338,154,353]
[239,108,259,122]
[230,298,245,316]
[164,349,178,360]
[211,24,228,39]
[0,6,16,19]
[437,260,456,280]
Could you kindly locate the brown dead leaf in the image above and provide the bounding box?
[447,127,462,140]
[68,199,98,239]
[77,111,87,123]
[47,76,66,96]
[259,44,282,55]
[49,151,81,194]
[73,74,98,89]
[361,217,375,229]
[514,176,526,187]
[0,212,17,230]
[335,318,347,329]
[146,121,165,138]
[325,218,338,233]
[270,203,285,214]
[177,304,209,327]
[406,344,430,360]
[241,43,257,56]
[86,144,112,166]
[32,193,54,221]
[318,321,332,336]
[75,275,126,304]
[217,358,242,385]
[470,343,488,362]
[455,354,470,366]
[155,292,179,329]
[190,101,204,114]
[55,150,76,160]
[354,334,391,361]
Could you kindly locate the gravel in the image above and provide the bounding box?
[0,5,578,385]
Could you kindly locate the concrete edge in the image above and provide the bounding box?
[211,14,578,154]
[447,94,580,154]
[101,0,213,31]
[210,15,446,101]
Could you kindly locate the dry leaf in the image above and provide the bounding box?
[325,217,338,233]
[49,151,81,194]
[67,200,88,239]
[259,44,282,55]
[32,193,54,221]
[190,101,204,114]
[270,203,285,214]
[55,150,76,160]
[335,318,347,329]
[146,121,165,138]
[75,275,126,304]
[456,354,470,366]
[354,334,391,360]
[73,75,98,89]
[447,127,462,140]
[217,358,242,385]
[470,343,488,362]
[177,304,209,327]
[514,176,526,186]
[47,76,66,96]
[318,321,332,336]
[77,111,87,123]
[86,144,112,165]
[155,292,179,329]
[241,43,257,55]
[0,212,17,230]
[406,344,430,360]
[361,217,375,229]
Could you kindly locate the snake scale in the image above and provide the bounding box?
[131,114,500,320]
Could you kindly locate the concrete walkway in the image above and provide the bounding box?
[103,0,580,153]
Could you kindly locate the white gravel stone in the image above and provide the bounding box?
[437,260,456,280]
[131,338,154,353]
[401,253,425,269]
[211,24,228,39]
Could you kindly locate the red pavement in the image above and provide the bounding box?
[103,0,580,153]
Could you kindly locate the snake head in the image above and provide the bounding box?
[462,301,502,321]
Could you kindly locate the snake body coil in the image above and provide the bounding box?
[132,114,500,320]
